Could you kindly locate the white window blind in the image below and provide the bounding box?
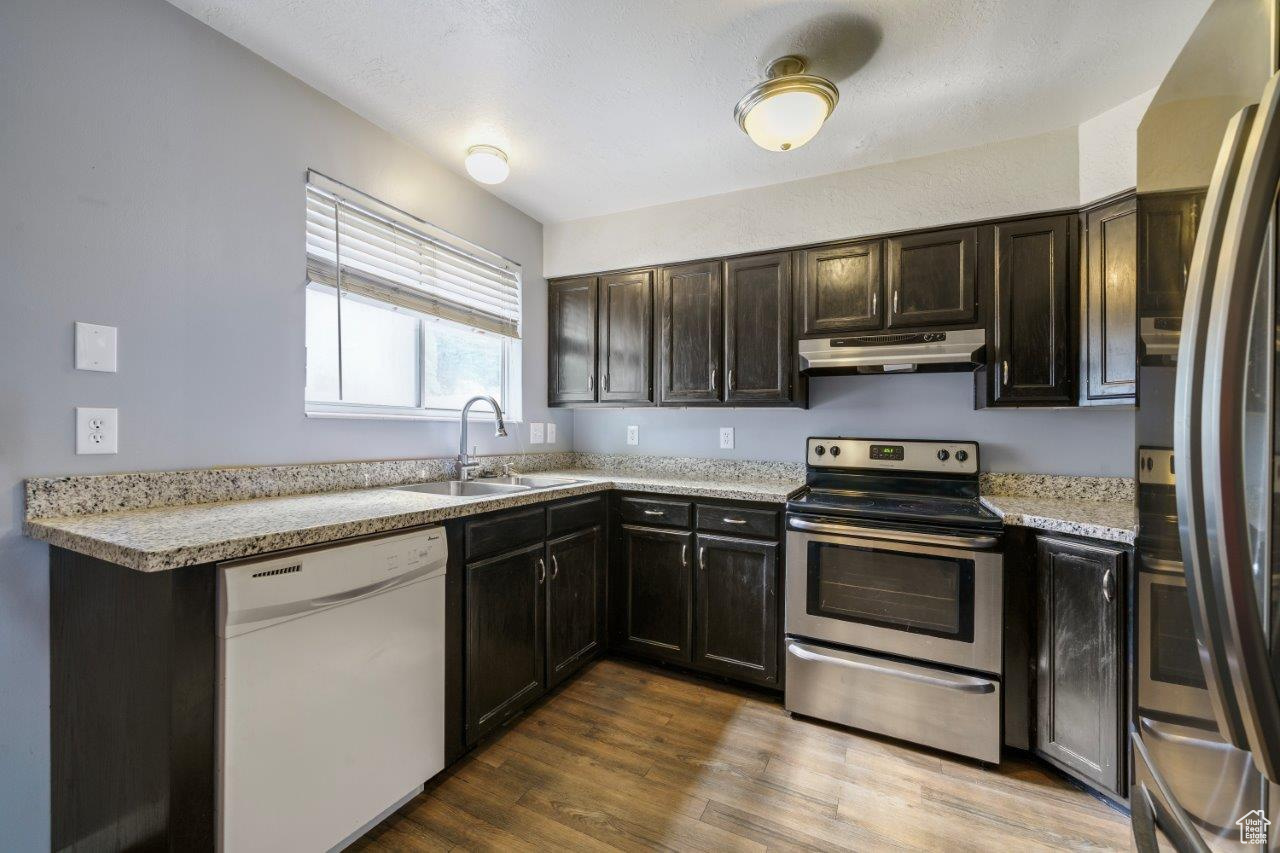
[305,170,521,339]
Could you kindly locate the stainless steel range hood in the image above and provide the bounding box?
[798,328,986,374]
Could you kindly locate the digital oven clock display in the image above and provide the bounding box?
[869,444,905,461]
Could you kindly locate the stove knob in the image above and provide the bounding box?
[829,446,841,457]
[955,449,969,463]
[936,449,950,461]
[813,445,826,457]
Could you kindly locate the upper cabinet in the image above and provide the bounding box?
[548,276,598,405]
[886,227,979,328]
[796,240,883,336]
[597,269,654,404]
[724,252,794,404]
[658,261,723,405]
[984,215,1075,406]
[1082,196,1137,403]
[1138,191,1203,317]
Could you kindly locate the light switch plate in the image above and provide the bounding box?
[529,422,545,444]
[76,407,118,454]
[75,322,117,372]
[546,422,556,444]
[719,427,735,449]
[626,425,639,446]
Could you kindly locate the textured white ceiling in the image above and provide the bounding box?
[168,0,1209,224]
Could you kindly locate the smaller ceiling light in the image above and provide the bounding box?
[734,56,839,152]
[465,145,510,184]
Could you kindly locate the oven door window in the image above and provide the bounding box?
[1149,581,1207,689]
[806,541,975,642]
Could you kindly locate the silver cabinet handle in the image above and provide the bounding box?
[643,509,664,516]
[698,546,706,571]
[892,291,900,315]
[787,642,995,694]
[587,373,594,391]
[680,544,688,568]
[710,367,717,392]
[871,290,878,316]
[1001,360,1010,387]
[536,557,546,584]
[788,516,998,550]
[1102,568,1115,603]
[550,555,559,580]
[727,369,735,391]
[722,517,747,525]
[1200,68,1280,780]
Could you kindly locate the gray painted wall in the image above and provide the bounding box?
[0,0,562,844]
[573,375,1135,476]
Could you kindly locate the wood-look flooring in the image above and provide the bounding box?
[353,658,1130,852]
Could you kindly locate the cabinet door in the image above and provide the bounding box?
[797,240,883,335]
[885,227,978,328]
[1036,537,1124,794]
[1083,197,1137,401]
[1138,191,1202,317]
[617,525,693,662]
[724,252,793,404]
[658,261,723,404]
[693,534,778,686]
[548,276,598,404]
[598,269,654,403]
[465,543,545,744]
[546,526,602,688]
[991,216,1074,405]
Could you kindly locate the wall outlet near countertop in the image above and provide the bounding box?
[76,407,118,454]
[546,422,556,444]
[626,425,639,446]
[719,427,734,449]
[529,422,545,444]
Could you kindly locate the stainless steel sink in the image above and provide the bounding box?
[394,480,531,496]
[475,474,585,489]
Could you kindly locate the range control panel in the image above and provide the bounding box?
[806,438,979,475]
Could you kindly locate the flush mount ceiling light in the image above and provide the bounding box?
[734,55,839,152]
[464,145,510,184]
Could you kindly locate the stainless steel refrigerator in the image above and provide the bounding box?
[1132,0,1280,848]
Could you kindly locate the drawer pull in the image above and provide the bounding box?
[643,509,665,516]
[722,517,747,525]
[788,643,995,694]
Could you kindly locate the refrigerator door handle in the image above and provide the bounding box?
[1203,67,1280,783]
[1174,102,1258,751]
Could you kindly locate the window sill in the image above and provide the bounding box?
[306,408,523,424]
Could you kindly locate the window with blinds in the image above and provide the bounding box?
[303,171,523,418]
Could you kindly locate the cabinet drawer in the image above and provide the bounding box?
[547,494,606,537]
[465,506,546,561]
[618,496,691,528]
[696,504,777,538]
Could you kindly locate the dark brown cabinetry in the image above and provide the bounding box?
[1035,536,1126,796]
[984,215,1075,406]
[658,260,723,404]
[598,269,654,404]
[797,240,884,335]
[610,495,782,688]
[615,524,694,662]
[1138,191,1203,317]
[724,252,794,404]
[548,276,598,404]
[465,541,545,743]
[546,525,602,687]
[1082,196,1138,402]
[886,227,979,328]
[693,533,778,684]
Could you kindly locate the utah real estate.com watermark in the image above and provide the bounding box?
[1237,809,1270,845]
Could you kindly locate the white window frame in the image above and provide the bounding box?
[303,172,523,422]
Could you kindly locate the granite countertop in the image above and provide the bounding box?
[981,495,1136,545]
[24,470,804,572]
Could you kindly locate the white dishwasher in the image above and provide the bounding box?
[217,527,447,852]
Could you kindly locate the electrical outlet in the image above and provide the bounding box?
[529,422,545,444]
[76,407,118,454]
[546,422,556,444]
[626,425,639,446]
[719,427,735,449]
[75,322,117,372]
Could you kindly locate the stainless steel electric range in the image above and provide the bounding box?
[783,437,1004,764]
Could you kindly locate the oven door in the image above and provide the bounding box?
[1137,557,1216,723]
[785,515,1003,674]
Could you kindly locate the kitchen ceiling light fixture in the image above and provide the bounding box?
[734,55,839,152]
[464,145,510,184]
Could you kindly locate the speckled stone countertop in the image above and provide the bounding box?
[980,496,1136,545]
[24,470,804,572]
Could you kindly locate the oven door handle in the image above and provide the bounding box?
[787,516,999,550]
[787,643,996,694]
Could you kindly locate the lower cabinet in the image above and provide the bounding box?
[611,496,781,688]
[1035,535,1126,796]
[546,525,603,687]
